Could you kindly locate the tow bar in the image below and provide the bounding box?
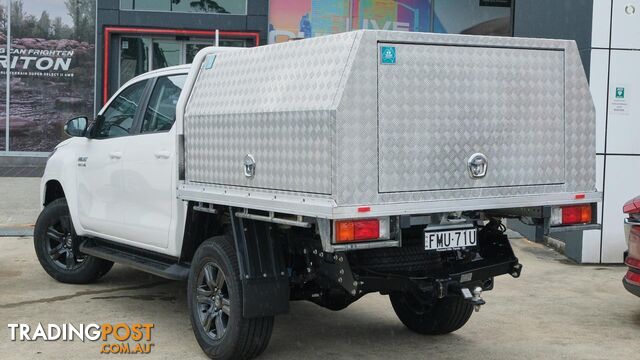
[461,286,486,312]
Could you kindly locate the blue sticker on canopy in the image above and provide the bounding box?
[204,54,217,69]
[380,46,396,65]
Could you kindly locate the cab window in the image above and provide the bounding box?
[141,74,187,133]
[96,79,148,139]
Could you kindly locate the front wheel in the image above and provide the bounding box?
[390,291,473,335]
[187,235,274,360]
[34,198,113,284]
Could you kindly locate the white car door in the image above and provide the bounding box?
[76,79,150,240]
[119,74,187,249]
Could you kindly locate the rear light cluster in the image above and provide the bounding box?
[624,197,640,284]
[334,217,390,243]
[550,204,592,226]
[625,271,640,286]
[623,196,640,214]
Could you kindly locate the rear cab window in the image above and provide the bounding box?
[141,74,187,133]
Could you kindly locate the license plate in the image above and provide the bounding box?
[425,227,477,251]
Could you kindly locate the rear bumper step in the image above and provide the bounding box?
[80,239,189,281]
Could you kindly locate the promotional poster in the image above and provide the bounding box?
[267,0,511,44]
[0,0,95,152]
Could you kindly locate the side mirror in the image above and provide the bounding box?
[64,116,88,137]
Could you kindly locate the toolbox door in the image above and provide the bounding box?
[377,42,566,193]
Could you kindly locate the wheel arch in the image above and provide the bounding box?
[181,203,290,318]
[43,179,66,206]
[41,177,84,236]
[180,202,228,263]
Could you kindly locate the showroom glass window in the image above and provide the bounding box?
[433,0,512,36]
[120,0,247,15]
[267,0,513,44]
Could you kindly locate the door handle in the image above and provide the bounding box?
[154,150,171,159]
[109,152,122,159]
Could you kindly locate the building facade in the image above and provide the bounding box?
[0,0,632,264]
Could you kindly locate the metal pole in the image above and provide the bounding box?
[215,29,219,47]
[5,0,10,152]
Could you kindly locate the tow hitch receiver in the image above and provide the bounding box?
[461,286,486,312]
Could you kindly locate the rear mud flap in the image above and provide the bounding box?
[230,207,290,318]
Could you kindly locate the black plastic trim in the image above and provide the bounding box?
[229,207,290,318]
[80,238,189,280]
[623,278,640,298]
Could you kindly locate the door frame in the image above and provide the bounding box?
[103,26,260,104]
[118,37,220,86]
[150,38,220,70]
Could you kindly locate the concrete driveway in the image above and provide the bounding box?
[0,177,40,234]
[1,234,638,360]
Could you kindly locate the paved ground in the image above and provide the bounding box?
[0,177,40,229]
[1,234,638,360]
[0,166,44,178]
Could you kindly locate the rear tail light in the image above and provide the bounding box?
[624,196,640,258]
[550,205,592,226]
[626,255,640,270]
[335,217,390,243]
[623,196,640,214]
[625,270,640,286]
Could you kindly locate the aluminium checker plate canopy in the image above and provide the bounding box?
[176,30,599,220]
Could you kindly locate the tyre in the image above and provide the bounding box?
[389,291,473,335]
[34,198,113,284]
[188,235,274,360]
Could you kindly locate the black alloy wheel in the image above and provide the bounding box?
[44,213,86,270]
[196,262,231,340]
[188,235,274,360]
[34,198,113,284]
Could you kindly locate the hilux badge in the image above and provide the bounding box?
[467,153,488,179]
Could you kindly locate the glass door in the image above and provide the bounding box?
[152,40,183,70]
[185,42,214,64]
[183,39,247,63]
[118,36,251,87]
[119,37,150,86]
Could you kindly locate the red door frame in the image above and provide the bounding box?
[102,26,260,104]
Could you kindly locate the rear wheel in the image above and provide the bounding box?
[390,291,473,335]
[34,198,113,284]
[188,235,274,360]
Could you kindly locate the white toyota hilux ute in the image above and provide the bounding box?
[36,30,601,360]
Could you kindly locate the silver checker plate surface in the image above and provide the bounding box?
[181,30,596,213]
[377,43,566,192]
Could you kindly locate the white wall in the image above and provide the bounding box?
[588,0,640,263]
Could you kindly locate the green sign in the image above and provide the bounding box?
[616,87,625,99]
[380,46,396,65]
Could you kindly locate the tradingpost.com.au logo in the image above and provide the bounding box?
[7,322,155,354]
